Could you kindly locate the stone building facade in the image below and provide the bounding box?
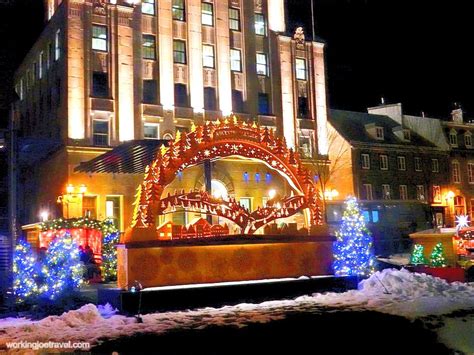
[11,0,329,232]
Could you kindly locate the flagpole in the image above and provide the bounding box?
[310,0,316,40]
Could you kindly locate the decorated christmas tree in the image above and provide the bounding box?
[410,244,427,265]
[43,234,84,299]
[430,242,448,267]
[12,239,39,302]
[333,197,375,277]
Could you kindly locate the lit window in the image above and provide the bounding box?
[375,127,384,140]
[92,25,108,52]
[173,40,186,64]
[142,0,155,15]
[230,49,242,72]
[229,8,240,31]
[432,159,439,173]
[172,0,185,21]
[256,53,268,76]
[55,29,61,60]
[465,133,472,148]
[449,129,458,146]
[399,185,408,200]
[361,153,370,169]
[295,58,307,80]
[202,45,215,68]
[255,13,266,36]
[144,123,159,139]
[202,2,214,26]
[93,120,109,146]
[452,161,461,183]
[468,163,474,184]
[380,155,388,170]
[433,185,441,203]
[382,184,391,200]
[414,157,422,172]
[363,184,373,200]
[416,185,425,201]
[240,198,252,211]
[397,156,406,171]
[142,34,156,60]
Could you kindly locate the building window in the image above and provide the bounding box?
[82,196,97,219]
[92,25,108,52]
[380,155,388,170]
[230,49,242,72]
[432,159,439,173]
[258,93,270,115]
[452,161,461,183]
[229,8,241,31]
[240,198,252,211]
[295,58,307,80]
[142,0,155,15]
[144,123,159,139]
[143,79,158,104]
[403,130,411,141]
[92,72,109,98]
[172,0,185,21]
[399,185,408,200]
[142,34,156,60]
[363,184,373,201]
[433,185,441,203]
[449,129,458,146]
[376,127,384,140]
[382,184,391,200]
[465,133,472,148]
[202,45,215,68]
[204,87,217,111]
[92,120,109,146]
[55,29,61,60]
[174,84,189,107]
[299,135,313,158]
[414,157,422,172]
[397,156,406,171]
[256,53,268,76]
[173,40,186,64]
[298,97,309,118]
[47,42,53,68]
[106,196,122,230]
[39,52,43,79]
[232,90,244,113]
[361,154,370,170]
[202,2,214,26]
[416,185,425,201]
[255,13,266,36]
[468,163,474,184]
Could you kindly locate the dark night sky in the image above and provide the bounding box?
[0,0,472,124]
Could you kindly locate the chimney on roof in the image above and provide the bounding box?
[451,103,464,123]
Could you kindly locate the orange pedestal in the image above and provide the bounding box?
[117,236,334,289]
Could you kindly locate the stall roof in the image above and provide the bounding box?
[74,140,168,174]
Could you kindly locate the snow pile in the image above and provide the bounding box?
[377,253,410,266]
[309,268,474,318]
[0,269,473,351]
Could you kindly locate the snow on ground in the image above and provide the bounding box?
[377,253,411,266]
[0,269,473,353]
[436,314,474,354]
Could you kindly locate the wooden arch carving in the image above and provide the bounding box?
[125,118,323,242]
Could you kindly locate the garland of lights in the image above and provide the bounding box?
[333,197,375,277]
[12,239,39,303]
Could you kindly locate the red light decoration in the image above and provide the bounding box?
[129,118,323,238]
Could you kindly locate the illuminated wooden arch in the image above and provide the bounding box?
[125,118,323,242]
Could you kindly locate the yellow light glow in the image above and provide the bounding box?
[268,189,277,199]
[66,184,74,194]
[40,210,49,222]
[447,191,455,199]
[79,184,87,194]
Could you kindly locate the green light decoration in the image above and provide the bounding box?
[333,197,375,277]
[410,244,427,265]
[430,242,448,267]
[12,239,39,303]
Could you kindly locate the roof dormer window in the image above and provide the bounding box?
[375,127,384,140]
[465,132,472,148]
[449,129,458,147]
[403,129,411,141]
